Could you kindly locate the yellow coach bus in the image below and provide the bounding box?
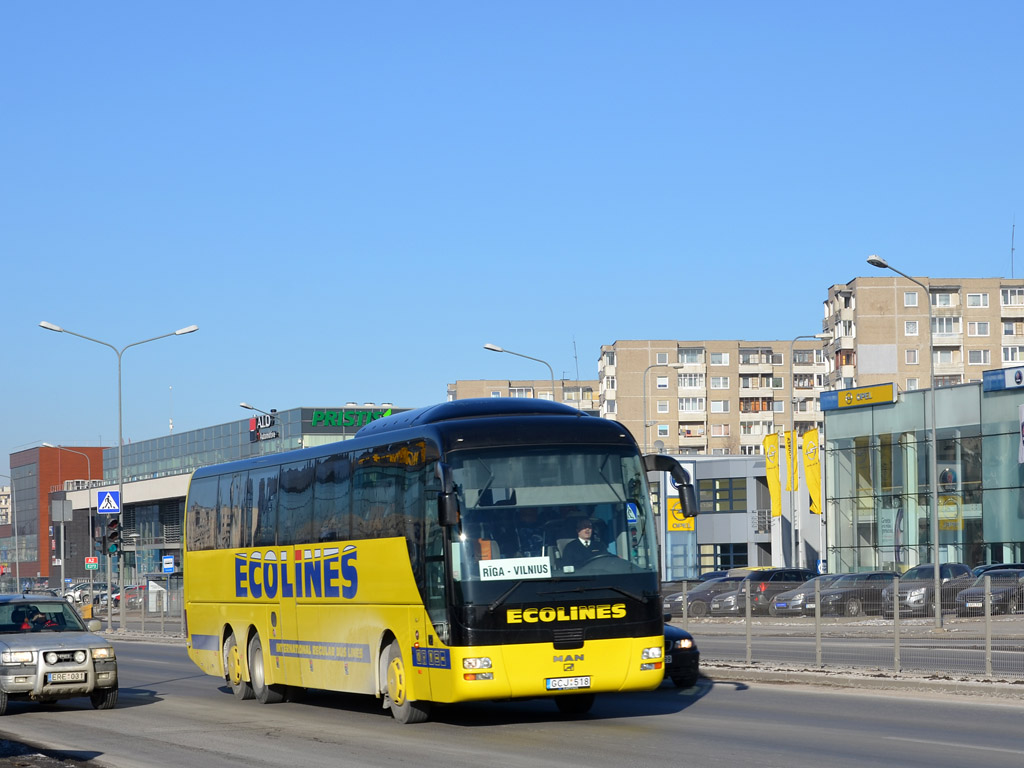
[183,399,696,723]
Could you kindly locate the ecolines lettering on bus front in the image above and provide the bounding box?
[234,546,358,600]
[505,603,627,624]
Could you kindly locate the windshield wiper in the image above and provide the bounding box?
[487,580,529,613]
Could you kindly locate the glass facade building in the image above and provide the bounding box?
[824,376,1024,573]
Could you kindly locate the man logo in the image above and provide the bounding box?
[564,663,575,672]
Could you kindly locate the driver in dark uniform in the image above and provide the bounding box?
[560,518,604,569]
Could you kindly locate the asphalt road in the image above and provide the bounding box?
[1,639,1023,768]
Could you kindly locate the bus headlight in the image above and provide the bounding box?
[641,646,663,661]
[462,657,492,670]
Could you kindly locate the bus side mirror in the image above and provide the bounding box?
[644,454,698,518]
[436,462,461,526]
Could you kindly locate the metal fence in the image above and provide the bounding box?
[670,577,1024,682]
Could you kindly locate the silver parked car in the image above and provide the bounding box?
[0,595,118,714]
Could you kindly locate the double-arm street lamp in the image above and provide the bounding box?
[866,255,942,628]
[40,321,199,630]
[643,362,686,454]
[483,344,558,402]
[0,473,19,590]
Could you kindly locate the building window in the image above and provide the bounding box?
[1004,321,1023,336]
[770,353,783,365]
[740,445,760,456]
[710,400,730,413]
[490,391,501,398]
[1003,345,1024,362]
[679,397,705,412]
[656,376,669,389]
[772,401,785,413]
[605,375,616,390]
[904,291,918,307]
[769,377,783,389]
[967,293,988,307]
[967,321,989,337]
[678,373,704,388]
[906,378,919,390]
[710,424,730,437]
[932,316,960,336]
[793,350,814,365]
[605,351,616,366]
[698,478,747,513]
[933,349,953,365]
[657,425,669,437]
[968,349,990,365]
[710,376,729,389]
[931,292,953,307]
[906,349,919,365]
[656,352,668,365]
[905,321,918,336]
[1001,288,1024,306]
[509,387,533,398]
[710,352,729,365]
[657,400,669,414]
[678,348,702,364]
[604,399,616,414]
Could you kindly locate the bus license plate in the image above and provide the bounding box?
[546,676,591,691]
[47,671,86,683]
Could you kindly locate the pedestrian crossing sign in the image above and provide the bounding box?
[98,491,120,515]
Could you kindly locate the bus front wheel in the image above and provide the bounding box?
[248,634,285,705]
[224,634,253,700]
[385,641,430,724]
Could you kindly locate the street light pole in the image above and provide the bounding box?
[643,362,686,454]
[40,321,199,631]
[42,444,96,603]
[483,343,558,402]
[867,255,942,628]
[0,473,19,591]
[788,334,830,569]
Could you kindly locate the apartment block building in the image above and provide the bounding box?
[446,379,600,415]
[824,276,1024,391]
[597,339,829,456]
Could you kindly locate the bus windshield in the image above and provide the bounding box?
[447,445,658,584]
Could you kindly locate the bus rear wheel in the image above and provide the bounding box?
[224,634,253,700]
[385,641,430,724]
[248,634,285,705]
[554,693,594,716]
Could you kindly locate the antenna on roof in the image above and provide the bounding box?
[1012,217,1016,279]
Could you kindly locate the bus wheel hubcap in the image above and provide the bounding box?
[388,658,406,706]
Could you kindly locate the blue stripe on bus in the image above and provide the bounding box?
[270,639,371,664]
[191,634,220,651]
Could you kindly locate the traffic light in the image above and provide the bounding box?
[106,518,122,556]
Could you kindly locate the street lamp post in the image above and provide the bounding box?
[867,255,942,629]
[788,334,830,569]
[483,344,558,402]
[40,321,199,631]
[42,444,96,603]
[0,473,19,591]
[643,362,686,454]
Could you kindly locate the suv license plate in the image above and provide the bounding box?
[546,676,591,691]
[47,671,86,683]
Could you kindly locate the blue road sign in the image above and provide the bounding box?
[162,555,175,573]
[97,490,120,515]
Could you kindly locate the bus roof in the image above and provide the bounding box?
[355,398,588,437]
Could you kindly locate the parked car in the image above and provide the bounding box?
[972,562,1024,577]
[710,568,816,616]
[62,583,96,604]
[881,563,974,617]
[812,571,898,617]
[698,570,729,582]
[663,619,700,688]
[955,569,1024,616]
[0,595,118,714]
[768,574,844,616]
[664,576,743,618]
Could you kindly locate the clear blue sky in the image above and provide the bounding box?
[2,3,1022,468]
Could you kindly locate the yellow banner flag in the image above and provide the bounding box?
[764,432,782,518]
[784,431,798,491]
[802,428,822,515]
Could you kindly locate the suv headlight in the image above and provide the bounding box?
[91,647,115,660]
[2,650,36,664]
[908,587,926,599]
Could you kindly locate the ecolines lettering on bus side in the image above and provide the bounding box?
[310,409,392,428]
[505,603,627,624]
[234,546,358,600]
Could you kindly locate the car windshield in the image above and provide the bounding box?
[1,601,87,633]
[691,577,739,594]
[970,571,1024,586]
